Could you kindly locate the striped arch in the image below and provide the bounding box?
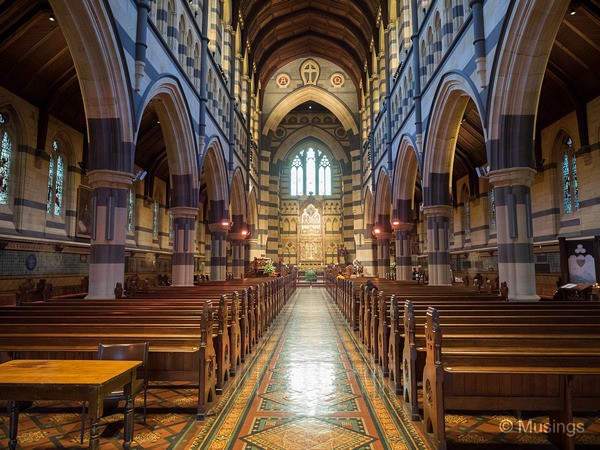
[201,137,229,222]
[422,72,485,207]
[487,0,569,170]
[363,187,374,230]
[137,77,198,208]
[393,136,420,222]
[49,0,134,173]
[263,85,359,135]
[272,125,350,165]
[230,168,247,228]
[374,168,392,228]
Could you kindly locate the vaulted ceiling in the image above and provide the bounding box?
[237,0,381,89]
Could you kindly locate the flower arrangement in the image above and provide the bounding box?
[263,260,275,276]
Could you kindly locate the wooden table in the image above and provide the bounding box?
[0,359,141,449]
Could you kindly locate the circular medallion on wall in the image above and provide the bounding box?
[274,127,286,139]
[311,116,321,124]
[275,73,291,88]
[335,126,347,139]
[300,116,309,124]
[288,116,298,124]
[330,72,345,87]
[25,253,37,271]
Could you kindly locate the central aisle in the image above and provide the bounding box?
[191,287,427,449]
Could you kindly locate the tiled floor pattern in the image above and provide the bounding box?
[194,287,426,449]
[2,287,600,449]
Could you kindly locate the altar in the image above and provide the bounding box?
[298,202,324,268]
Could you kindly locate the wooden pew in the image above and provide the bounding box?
[421,307,600,450]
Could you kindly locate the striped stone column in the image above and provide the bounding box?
[230,233,246,279]
[488,167,539,301]
[356,238,376,277]
[395,223,414,281]
[376,233,392,279]
[209,223,228,281]
[422,205,453,285]
[170,207,197,286]
[86,170,133,299]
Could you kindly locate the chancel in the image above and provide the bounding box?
[1,0,600,448]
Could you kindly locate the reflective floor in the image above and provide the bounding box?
[193,287,426,449]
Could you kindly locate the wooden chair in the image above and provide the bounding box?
[80,342,149,443]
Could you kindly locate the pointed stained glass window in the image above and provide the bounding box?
[153,200,158,236]
[562,137,579,214]
[0,131,11,205]
[465,199,471,237]
[289,147,332,196]
[47,156,54,213]
[47,139,64,216]
[169,211,173,240]
[128,189,134,232]
[490,189,496,231]
[306,148,316,195]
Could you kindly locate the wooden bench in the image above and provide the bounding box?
[421,307,600,450]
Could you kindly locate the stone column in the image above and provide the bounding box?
[170,206,197,286]
[488,167,539,301]
[422,205,452,285]
[87,170,133,299]
[395,223,414,281]
[356,238,376,277]
[376,233,392,278]
[230,233,246,278]
[209,223,229,281]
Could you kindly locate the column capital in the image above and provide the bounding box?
[229,233,248,241]
[422,205,452,218]
[375,232,393,241]
[209,222,231,234]
[87,170,133,190]
[170,206,198,219]
[393,223,414,233]
[488,167,536,188]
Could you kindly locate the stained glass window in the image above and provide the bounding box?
[0,130,11,205]
[47,140,64,216]
[169,211,173,239]
[318,155,331,195]
[291,155,303,195]
[153,200,158,236]
[47,156,54,213]
[128,189,134,231]
[306,148,316,195]
[290,147,331,196]
[562,137,579,214]
[465,199,471,237]
[490,189,496,230]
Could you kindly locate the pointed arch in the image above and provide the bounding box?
[230,167,247,221]
[375,168,392,225]
[272,125,349,165]
[137,77,198,207]
[263,85,359,134]
[487,0,569,170]
[393,136,420,221]
[50,0,134,171]
[422,71,485,206]
[201,136,229,206]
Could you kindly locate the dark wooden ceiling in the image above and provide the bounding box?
[238,0,380,90]
[538,1,600,131]
[136,103,169,182]
[0,0,84,132]
[453,98,486,195]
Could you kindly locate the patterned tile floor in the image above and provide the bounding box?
[193,287,426,449]
[2,288,600,449]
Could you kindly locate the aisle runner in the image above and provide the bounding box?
[192,287,426,449]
